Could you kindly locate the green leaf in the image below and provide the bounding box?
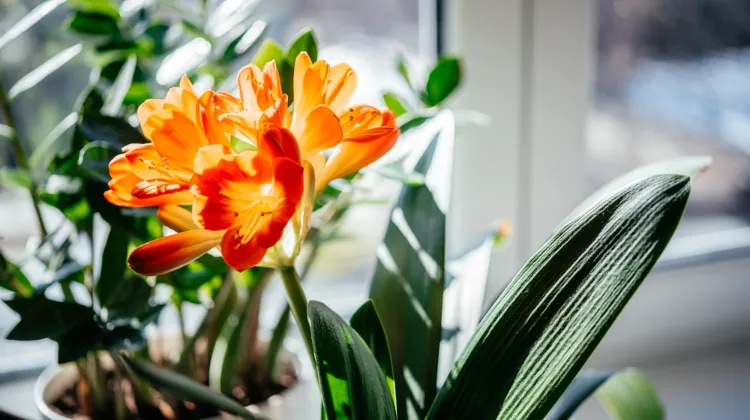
[0,0,66,50]
[79,114,147,147]
[398,114,431,134]
[263,305,291,374]
[426,174,690,420]
[97,224,129,302]
[547,370,614,420]
[29,112,78,169]
[0,168,31,189]
[382,92,410,118]
[67,0,120,19]
[209,289,250,394]
[252,39,284,68]
[230,135,257,153]
[77,141,119,183]
[221,21,267,64]
[101,55,136,116]
[396,55,411,87]
[350,301,397,407]
[564,156,712,225]
[286,28,318,64]
[123,355,256,419]
[68,11,119,36]
[368,114,454,418]
[423,57,461,107]
[597,369,663,420]
[8,44,83,100]
[4,296,95,341]
[309,301,397,420]
[0,254,34,297]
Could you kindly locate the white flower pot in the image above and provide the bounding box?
[34,339,317,420]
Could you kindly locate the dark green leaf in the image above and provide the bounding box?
[426,174,690,420]
[4,296,95,341]
[142,22,171,55]
[123,356,256,419]
[8,44,82,100]
[77,141,119,183]
[79,114,147,147]
[67,0,120,19]
[230,135,256,153]
[369,115,454,418]
[68,11,119,36]
[97,225,129,308]
[221,21,267,64]
[382,92,410,118]
[309,301,397,420]
[286,28,318,63]
[350,300,396,406]
[423,57,461,107]
[56,317,102,363]
[398,114,431,134]
[547,371,614,420]
[596,369,663,420]
[0,0,65,50]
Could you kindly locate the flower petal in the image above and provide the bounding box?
[128,229,223,276]
[325,63,357,115]
[258,124,302,163]
[220,226,267,271]
[292,105,343,157]
[158,205,199,232]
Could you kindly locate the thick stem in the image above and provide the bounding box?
[278,266,315,369]
[0,77,48,238]
[176,300,188,345]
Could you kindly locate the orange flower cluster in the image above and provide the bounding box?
[105,53,399,275]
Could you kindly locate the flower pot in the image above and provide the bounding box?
[34,339,316,420]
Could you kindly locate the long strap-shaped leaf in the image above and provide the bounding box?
[350,300,397,406]
[309,301,397,420]
[426,174,690,420]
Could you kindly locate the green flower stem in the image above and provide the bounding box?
[0,77,48,238]
[279,265,315,370]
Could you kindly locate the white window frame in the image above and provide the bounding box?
[443,0,750,364]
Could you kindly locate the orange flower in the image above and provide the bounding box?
[127,125,304,275]
[223,53,399,193]
[105,75,237,207]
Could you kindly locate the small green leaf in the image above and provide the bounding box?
[252,39,285,68]
[286,28,318,63]
[4,296,95,341]
[382,92,410,118]
[0,0,66,50]
[67,0,120,19]
[101,55,136,116]
[396,55,411,86]
[230,135,257,153]
[309,301,397,420]
[0,168,31,189]
[8,44,82,100]
[68,11,119,36]
[597,369,664,420]
[423,57,461,107]
[123,355,256,419]
[426,175,690,420]
[350,301,397,407]
[0,255,34,297]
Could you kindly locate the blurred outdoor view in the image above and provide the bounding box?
[590,0,750,234]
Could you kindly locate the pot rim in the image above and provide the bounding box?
[33,337,310,420]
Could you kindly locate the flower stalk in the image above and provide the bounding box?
[278,265,315,369]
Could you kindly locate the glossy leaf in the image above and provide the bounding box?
[286,28,318,64]
[382,92,410,118]
[67,0,120,19]
[123,356,256,419]
[350,300,396,406]
[309,301,397,420]
[368,112,455,418]
[597,369,664,420]
[68,11,119,36]
[79,114,147,147]
[423,57,461,107]
[0,0,66,50]
[8,44,83,100]
[426,174,690,420]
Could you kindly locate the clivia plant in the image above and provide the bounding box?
[1,1,711,420]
